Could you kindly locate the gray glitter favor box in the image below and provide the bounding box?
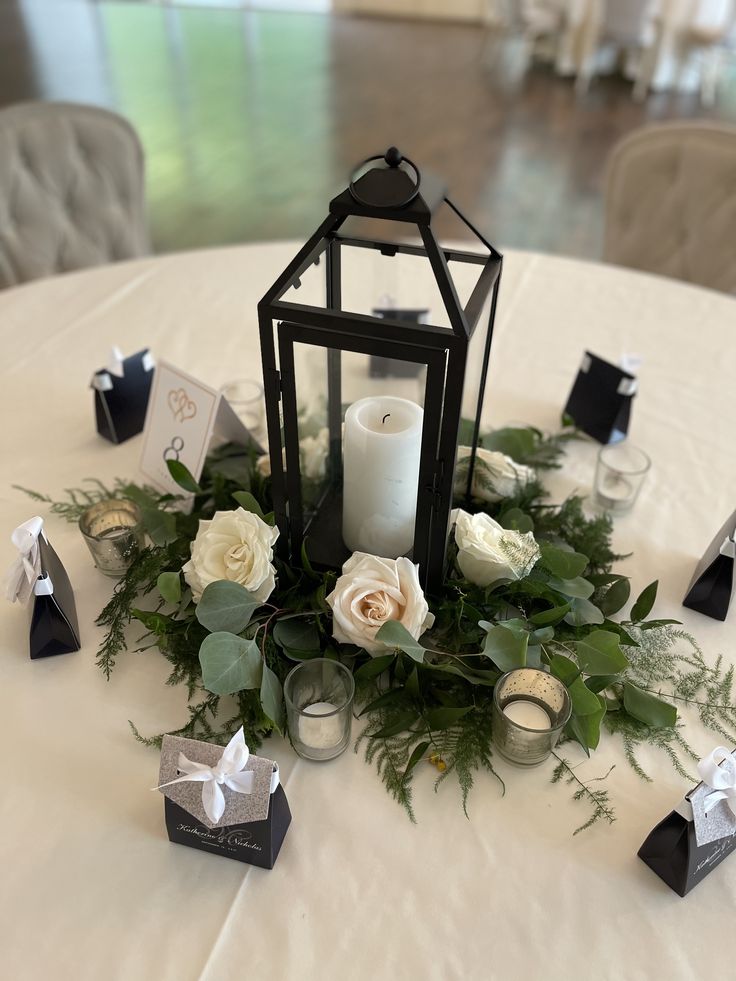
[157,731,291,869]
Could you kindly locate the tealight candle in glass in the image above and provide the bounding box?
[284,658,355,761]
[492,668,572,766]
[79,500,145,577]
[593,443,651,514]
[219,378,266,442]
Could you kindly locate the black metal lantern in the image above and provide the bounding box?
[258,148,502,591]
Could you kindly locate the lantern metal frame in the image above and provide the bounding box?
[258,151,502,592]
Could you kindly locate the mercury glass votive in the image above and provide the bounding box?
[492,668,572,766]
[79,500,145,577]
[284,658,355,761]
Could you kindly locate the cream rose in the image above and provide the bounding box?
[452,508,540,588]
[182,507,279,603]
[255,427,329,481]
[454,446,534,503]
[326,552,434,656]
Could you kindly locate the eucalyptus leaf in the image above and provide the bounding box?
[547,575,595,600]
[232,491,265,520]
[483,427,536,460]
[375,621,426,663]
[157,571,181,605]
[481,623,529,671]
[549,653,580,686]
[199,632,262,695]
[575,631,629,675]
[273,617,321,654]
[166,459,202,494]
[631,581,659,622]
[564,597,605,627]
[131,608,175,635]
[600,577,631,617]
[568,675,603,718]
[540,544,588,580]
[196,581,260,634]
[529,603,571,626]
[260,663,283,731]
[623,682,677,728]
[141,506,178,546]
[567,692,606,752]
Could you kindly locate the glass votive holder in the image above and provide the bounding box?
[79,499,145,577]
[284,658,355,761]
[492,668,572,766]
[593,442,651,514]
[220,378,266,441]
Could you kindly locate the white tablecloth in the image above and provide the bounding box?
[1,244,735,980]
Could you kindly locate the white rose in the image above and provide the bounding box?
[254,427,329,482]
[326,552,435,656]
[300,427,329,480]
[452,508,540,588]
[454,446,534,503]
[183,507,279,603]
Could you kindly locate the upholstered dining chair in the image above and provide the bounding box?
[0,102,148,288]
[604,121,736,293]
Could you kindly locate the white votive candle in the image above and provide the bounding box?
[298,701,344,750]
[342,396,423,558]
[502,700,552,731]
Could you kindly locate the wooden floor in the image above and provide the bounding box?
[1,0,734,257]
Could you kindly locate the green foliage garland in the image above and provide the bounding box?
[22,429,736,832]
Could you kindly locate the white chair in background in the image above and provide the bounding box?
[604,121,736,293]
[0,102,148,288]
[684,0,736,104]
[575,0,659,95]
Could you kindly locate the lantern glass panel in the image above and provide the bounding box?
[288,340,432,571]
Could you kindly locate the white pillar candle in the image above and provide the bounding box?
[298,701,344,750]
[502,700,552,731]
[342,396,423,558]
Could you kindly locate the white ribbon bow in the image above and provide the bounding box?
[697,746,736,816]
[5,516,44,605]
[157,727,265,823]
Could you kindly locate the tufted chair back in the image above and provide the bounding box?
[0,102,148,288]
[604,121,736,294]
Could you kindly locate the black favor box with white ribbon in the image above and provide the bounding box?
[563,351,637,444]
[639,748,736,896]
[92,348,154,444]
[683,509,735,621]
[157,731,291,869]
[6,517,81,659]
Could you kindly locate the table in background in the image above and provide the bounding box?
[1,244,735,980]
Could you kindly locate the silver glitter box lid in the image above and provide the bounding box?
[158,734,276,829]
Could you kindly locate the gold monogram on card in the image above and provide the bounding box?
[168,387,197,423]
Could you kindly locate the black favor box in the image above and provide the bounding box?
[639,807,736,897]
[564,351,636,444]
[93,348,154,444]
[683,509,735,621]
[30,534,81,659]
[158,733,291,869]
[164,785,291,869]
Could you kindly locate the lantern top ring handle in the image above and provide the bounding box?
[348,147,421,208]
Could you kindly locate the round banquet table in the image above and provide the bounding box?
[1,244,735,981]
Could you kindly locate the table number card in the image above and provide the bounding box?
[140,360,263,496]
[563,351,637,444]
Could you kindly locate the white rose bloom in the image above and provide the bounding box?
[452,508,540,588]
[326,552,435,656]
[300,427,329,480]
[254,427,329,482]
[454,446,534,503]
[183,507,279,603]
